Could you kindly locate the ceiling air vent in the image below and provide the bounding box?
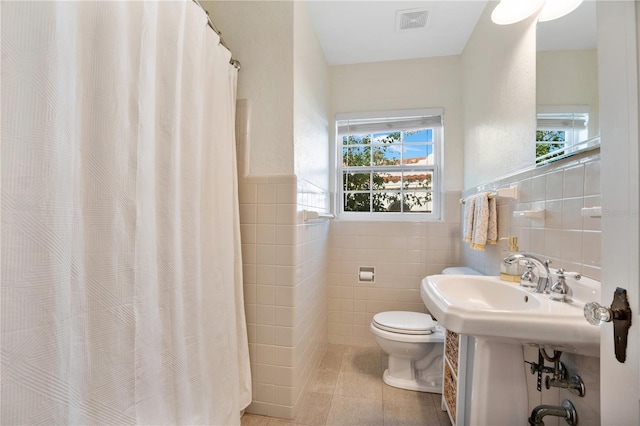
[396,8,431,31]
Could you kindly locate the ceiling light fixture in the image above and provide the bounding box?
[491,0,545,25]
[491,0,584,25]
[538,0,585,22]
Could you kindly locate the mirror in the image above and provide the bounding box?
[536,1,599,165]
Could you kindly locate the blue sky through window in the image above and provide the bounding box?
[404,129,432,143]
[368,129,433,160]
[404,144,432,159]
[343,129,434,163]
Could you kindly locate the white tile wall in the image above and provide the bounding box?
[327,191,463,346]
[239,174,329,419]
[462,152,602,280]
[461,151,602,423]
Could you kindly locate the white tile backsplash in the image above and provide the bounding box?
[530,228,546,253]
[463,152,600,275]
[584,161,601,196]
[563,164,585,198]
[562,197,584,230]
[582,231,601,266]
[546,169,564,200]
[561,230,583,263]
[517,176,533,202]
[531,174,546,201]
[545,199,563,229]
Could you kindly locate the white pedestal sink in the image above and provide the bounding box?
[420,273,600,425]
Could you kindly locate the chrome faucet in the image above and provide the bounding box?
[502,253,551,294]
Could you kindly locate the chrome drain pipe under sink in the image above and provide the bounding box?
[528,399,578,426]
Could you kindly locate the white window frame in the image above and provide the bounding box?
[335,108,443,222]
[536,105,590,164]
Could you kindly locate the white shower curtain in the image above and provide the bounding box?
[1,1,251,424]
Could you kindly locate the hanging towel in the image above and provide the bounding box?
[463,195,476,243]
[487,196,498,245]
[470,192,498,250]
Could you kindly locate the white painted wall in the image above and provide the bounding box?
[537,49,599,138]
[462,1,537,189]
[293,1,330,192]
[330,55,464,192]
[201,1,294,176]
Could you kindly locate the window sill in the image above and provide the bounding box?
[336,212,441,222]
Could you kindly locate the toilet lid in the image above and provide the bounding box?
[372,311,435,335]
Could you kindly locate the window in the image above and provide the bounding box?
[336,109,442,220]
[536,106,590,165]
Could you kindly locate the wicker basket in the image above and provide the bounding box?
[443,360,457,424]
[445,330,459,375]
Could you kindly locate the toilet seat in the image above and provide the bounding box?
[372,311,435,335]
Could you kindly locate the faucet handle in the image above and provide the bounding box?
[555,267,581,281]
[520,261,537,288]
[549,269,572,302]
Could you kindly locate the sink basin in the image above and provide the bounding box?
[431,276,542,311]
[420,274,600,357]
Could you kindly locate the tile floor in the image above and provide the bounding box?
[241,345,452,426]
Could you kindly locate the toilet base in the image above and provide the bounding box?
[382,369,443,394]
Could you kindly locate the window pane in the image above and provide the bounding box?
[404,171,432,190]
[372,171,401,190]
[343,172,370,191]
[404,129,433,143]
[372,132,401,166]
[403,144,433,165]
[403,191,432,213]
[373,131,401,144]
[372,146,400,166]
[344,146,371,167]
[344,193,370,212]
[343,134,370,145]
[536,130,566,162]
[371,192,402,212]
[537,130,566,142]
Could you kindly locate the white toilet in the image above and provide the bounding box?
[370,311,444,393]
[370,266,482,393]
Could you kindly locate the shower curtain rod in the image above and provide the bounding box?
[192,0,241,70]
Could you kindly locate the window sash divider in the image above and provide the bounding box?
[342,166,436,173]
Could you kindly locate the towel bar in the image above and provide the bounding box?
[303,210,335,221]
[459,187,518,204]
